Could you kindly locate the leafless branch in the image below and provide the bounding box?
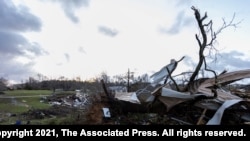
[166,67,180,91]
[186,6,241,93]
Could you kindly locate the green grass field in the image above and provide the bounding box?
[0,90,84,125]
[0,90,54,124]
[3,90,52,96]
[0,90,53,112]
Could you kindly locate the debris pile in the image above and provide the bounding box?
[19,91,97,125]
[20,58,249,125]
[100,58,250,125]
[46,91,93,110]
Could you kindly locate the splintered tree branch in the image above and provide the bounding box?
[166,67,180,91]
[164,56,185,91]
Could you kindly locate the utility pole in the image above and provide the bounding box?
[127,68,130,92]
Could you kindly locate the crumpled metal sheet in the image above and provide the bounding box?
[199,69,250,88]
[112,68,250,125]
[149,59,177,85]
[154,87,246,124]
[198,87,242,102]
[157,87,208,112]
[206,99,243,125]
[115,92,141,104]
[161,87,204,99]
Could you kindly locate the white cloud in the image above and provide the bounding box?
[3,0,250,83]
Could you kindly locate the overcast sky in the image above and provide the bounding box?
[1,0,250,84]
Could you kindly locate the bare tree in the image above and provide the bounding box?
[0,77,8,91]
[100,71,110,83]
[184,6,241,93]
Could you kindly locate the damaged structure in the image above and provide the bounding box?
[98,6,250,125]
[101,58,250,125]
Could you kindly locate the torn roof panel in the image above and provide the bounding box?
[199,69,250,88]
[149,60,177,85]
[206,99,243,125]
[115,92,141,104]
[198,87,242,102]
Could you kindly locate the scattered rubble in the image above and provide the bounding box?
[11,65,250,125]
[98,59,250,125]
[11,58,250,125]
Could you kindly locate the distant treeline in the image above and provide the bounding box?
[3,79,151,95]
[13,80,103,92]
